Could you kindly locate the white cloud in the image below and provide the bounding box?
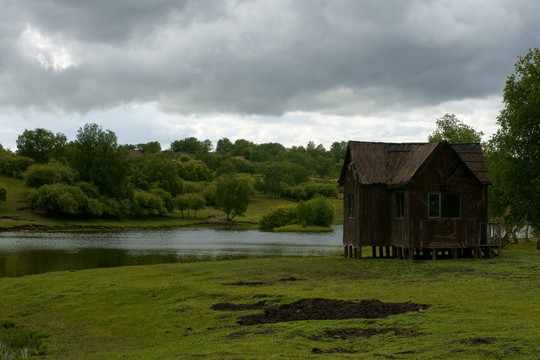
[19,26,79,71]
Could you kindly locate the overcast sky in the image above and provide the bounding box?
[1,0,538,150]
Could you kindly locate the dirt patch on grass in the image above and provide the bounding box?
[309,327,422,341]
[213,298,430,325]
[278,276,304,282]
[221,281,266,286]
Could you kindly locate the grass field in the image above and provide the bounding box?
[0,175,342,231]
[0,241,538,359]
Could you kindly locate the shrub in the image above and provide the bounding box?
[131,191,166,217]
[24,162,77,188]
[29,183,101,216]
[259,205,298,231]
[297,196,334,227]
[151,188,175,212]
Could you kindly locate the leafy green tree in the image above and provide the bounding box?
[177,161,213,182]
[136,141,161,154]
[131,190,166,217]
[0,151,34,178]
[29,183,103,216]
[215,174,253,221]
[190,193,206,218]
[131,154,184,196]
[428,114,484,143]
[330,141,347,162]
[216,138,234,154]
[23,162,77,188]
[175,193,191,218]
[16,128,67,163]
[150,188,175,212]
[0,184,6,203]
[70,123,131,198]
[170,137,212,154]
[488,48,540,238]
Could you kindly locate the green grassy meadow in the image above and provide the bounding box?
[0,241,538,359]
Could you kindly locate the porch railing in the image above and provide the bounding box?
[479,222,504,247]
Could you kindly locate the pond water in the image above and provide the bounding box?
[0,227,343,277]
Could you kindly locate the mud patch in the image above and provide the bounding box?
[213,298,429,325]
[309,327,421,341]
[222,281,265,286]
[279,276,304,282]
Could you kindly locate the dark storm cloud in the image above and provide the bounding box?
[1,0,539,115]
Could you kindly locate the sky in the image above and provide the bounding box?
[1,0,539,151]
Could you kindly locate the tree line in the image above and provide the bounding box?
[0,124,343,220]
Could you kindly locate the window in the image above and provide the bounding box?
[428,192,461,218]
[428,193,440,217]
[395,192,404,218]
[346,194,355,218]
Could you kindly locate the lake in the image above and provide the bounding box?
[0,227,343,277]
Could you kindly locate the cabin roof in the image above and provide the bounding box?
[338,141,492,187]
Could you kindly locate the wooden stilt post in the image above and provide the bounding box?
[353,247,358,259]
[453,248,458,259]
[372,246,376,258]
[432,248,437,260]
[344,245,348,258]
[358,246,362,259]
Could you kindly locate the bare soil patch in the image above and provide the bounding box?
[221,281,265,286]
[212,298,430,325]
[309,327,422,341]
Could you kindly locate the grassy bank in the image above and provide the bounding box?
[0,241,538,359]
[0,175,341,231]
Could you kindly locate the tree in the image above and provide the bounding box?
[428,114,484,143]
[0,184,6,203]
[136,141,161,154]
[16,128,67,163]
[70,123,131,198]
[488,48,540,243]
[216,138,234,154]
[215,174,253,221]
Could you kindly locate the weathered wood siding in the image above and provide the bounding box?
[396,145,487,248]
[389,190,408,247]
[342,166,360,248]
[358,185,390,246]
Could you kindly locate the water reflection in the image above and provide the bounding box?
[0,227,342,277]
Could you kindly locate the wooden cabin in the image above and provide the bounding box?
[338,141,499,260]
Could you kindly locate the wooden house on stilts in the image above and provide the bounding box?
[338,141,501,260]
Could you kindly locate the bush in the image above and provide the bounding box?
[23,162,77,188]
[0,184,6,202]
[259,205,298,231]
[297,196,334,227]
[29,183,102,216]
[151,188,175,212]
[131,191,166,217]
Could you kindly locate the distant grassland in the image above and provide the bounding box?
[0,241,538,359]
[0,175,342,230]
